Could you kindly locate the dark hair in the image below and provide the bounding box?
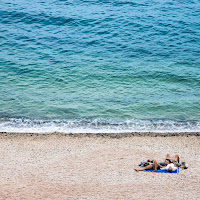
[168,168,173,173]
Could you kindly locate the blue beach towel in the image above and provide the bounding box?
[145,168,179,173]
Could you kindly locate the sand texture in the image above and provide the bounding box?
[0,133,199,200]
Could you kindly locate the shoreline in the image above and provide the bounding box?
[0,131,200,138]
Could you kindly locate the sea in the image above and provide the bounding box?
[0,0,200,133]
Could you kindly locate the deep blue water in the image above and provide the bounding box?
[0,0,200,133]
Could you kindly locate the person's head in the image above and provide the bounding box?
[167,166,173,173]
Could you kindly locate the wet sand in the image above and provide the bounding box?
[0,132,199,200]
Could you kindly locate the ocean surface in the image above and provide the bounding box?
[0,0,200,133]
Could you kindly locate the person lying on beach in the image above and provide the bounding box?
[135,154,180,172]
[135,159,168,172]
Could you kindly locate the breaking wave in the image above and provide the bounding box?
[0,118,200,134]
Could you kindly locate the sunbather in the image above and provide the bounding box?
[135,159,169,172]
[135,154,180,172]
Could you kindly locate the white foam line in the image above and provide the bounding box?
[0,118,200,134]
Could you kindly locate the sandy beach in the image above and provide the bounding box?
[0,132,199,200]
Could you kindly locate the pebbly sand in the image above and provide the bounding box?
[0,132,199,200]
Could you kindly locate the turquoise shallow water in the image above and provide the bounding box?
[0,0,200,133]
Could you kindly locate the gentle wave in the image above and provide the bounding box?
[0,10,88,27]
[0,118,200,134]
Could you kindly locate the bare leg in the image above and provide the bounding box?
[153,160,158,172]
[174,154,180,163]
[135,164,153,171]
